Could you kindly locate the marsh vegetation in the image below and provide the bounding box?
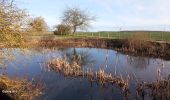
[0,47,169,100]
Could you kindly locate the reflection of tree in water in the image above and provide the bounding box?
[127,56,150,69]
[0,48,51,72]
[60,48,95,67]
[0,49,16,70]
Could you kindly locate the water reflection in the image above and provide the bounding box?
[0,47,169,100]
[62,48,95,66]
[127,56,150,69]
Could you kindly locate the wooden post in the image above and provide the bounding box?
[149,32,151,41]
[161,32,163,41]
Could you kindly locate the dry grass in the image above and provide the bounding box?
[48,58,170,99]
[0,75,43,100]
[48,58,130,96]
[136,76,170,100]
[136,62,170,100]
[127,32,151,50]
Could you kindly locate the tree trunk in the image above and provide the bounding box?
[73,26,76,34]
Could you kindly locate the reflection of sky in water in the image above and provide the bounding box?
[0,48,170,100]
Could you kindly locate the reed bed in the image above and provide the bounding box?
[48,58,170,99]
[136,74,170,100]
[48,58,130,96]
[0,75,43,100]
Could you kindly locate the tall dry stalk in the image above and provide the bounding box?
[128,32,150,48]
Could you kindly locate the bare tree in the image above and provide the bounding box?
[62,7,95,34]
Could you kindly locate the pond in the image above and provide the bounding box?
[0,47,170,100]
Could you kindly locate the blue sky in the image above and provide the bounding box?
[16,0,170,31]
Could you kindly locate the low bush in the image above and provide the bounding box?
[54,24,72,35]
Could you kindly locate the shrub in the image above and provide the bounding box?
[54,24,72,35]
[27,17,49,34]
[128,32,151,49]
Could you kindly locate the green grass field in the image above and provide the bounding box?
[27,31,170,42]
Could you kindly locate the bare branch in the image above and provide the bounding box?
[61,7,95,33]
[0,0,28,46]
[10,0,14,6]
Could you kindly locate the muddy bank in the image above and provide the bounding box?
[36,38,170,60]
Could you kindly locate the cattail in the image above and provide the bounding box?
[157,68,161,79]
[161,61,164,68]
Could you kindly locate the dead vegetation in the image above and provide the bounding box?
[48,58,130,96]
[136,75,170,100]
[120,32,170,59]
[48,58,170,99]
[0,75,43,100]
[136,63,170,100]
[33,38,170,60]
[127,32,151,50]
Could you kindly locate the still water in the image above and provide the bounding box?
[0,48,170,100]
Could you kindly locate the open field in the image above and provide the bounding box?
[26,31,170,42]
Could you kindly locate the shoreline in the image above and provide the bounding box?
[37,38,170,60]
[1,38,170,60]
